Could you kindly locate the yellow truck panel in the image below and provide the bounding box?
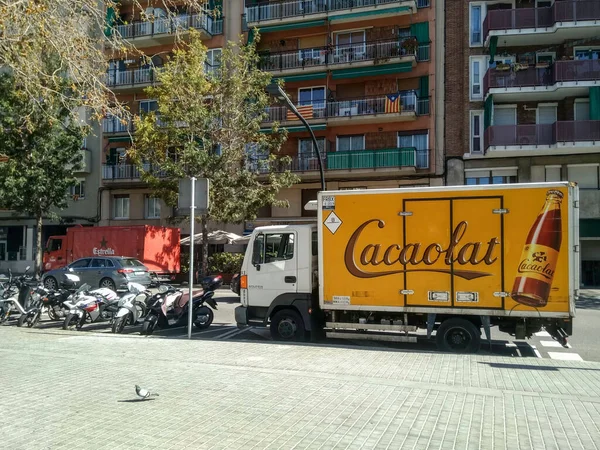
[319,183,577,317]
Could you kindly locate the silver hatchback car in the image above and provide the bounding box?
[43,257,153,292]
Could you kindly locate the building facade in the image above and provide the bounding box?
[245,0,443,231]
[0,120,102,273]
[446,0,600,287]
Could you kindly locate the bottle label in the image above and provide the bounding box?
[516,244,559,283]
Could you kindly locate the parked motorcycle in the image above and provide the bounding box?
[0,267,37,324]
[62,285,119,330]
[111,283,150,334]
[141,275,222,336]
[17,274,81,328]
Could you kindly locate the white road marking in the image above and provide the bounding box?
[216,327,253,340]
[547,352,583,361]
[535,331,552,337]
[540,340,564,348]
[528,344,542,358]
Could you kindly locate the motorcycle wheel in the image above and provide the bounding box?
[75,312,86,330]
[112,315,128,334]
[30,310,42,328]
[193,307,214,330]
[141,318,156,336]
[48,308,59,321]
[17,313,29,328]
[63,313,79,330]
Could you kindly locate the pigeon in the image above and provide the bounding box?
[135,385,159,399]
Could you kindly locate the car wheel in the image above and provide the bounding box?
[44,277,58,291]
[99,278,116,292]
[436,318,481,353]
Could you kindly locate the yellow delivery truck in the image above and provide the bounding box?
[235,182,579,352]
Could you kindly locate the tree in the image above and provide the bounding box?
[0,0,210,120]
[131,31,298,276]
[0,73,85,277]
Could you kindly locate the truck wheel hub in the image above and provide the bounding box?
[278,319,296,337]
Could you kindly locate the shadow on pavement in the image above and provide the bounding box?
[479,362,600,371]
[117,398,156,403]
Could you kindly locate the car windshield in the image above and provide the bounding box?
[120,259,145,268]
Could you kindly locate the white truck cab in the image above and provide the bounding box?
[235,224,319,340]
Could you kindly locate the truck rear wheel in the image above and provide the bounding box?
[270,309,305,342]
[436,318,481,353]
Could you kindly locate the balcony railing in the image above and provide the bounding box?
[103,117,133,133]
[247,0,411,23]
[106,68,160,87]
[484,121,600,149]
[115,13,222,39]
[102,164,167,180]
[483,1,600,38]
[483,60,600,93]
[248,147,429,173]
[258,38,425,72]
[264,92,428,122]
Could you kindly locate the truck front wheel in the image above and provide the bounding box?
[436,318,481,353]
[270,309,305,342]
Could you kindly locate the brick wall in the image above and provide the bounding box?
[365,131,396,150]
[366,26,396,42]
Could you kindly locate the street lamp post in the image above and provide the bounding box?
[266,82,326,192]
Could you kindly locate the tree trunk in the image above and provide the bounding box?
[201,215,209,277]
[35,213,43,280]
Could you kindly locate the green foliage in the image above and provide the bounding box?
[208,252,244,275]
[0,73,85,217]
[130,31,299,224]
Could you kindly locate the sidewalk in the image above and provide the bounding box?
[1,325,599,449]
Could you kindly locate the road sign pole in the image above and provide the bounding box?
[188,176,196,340]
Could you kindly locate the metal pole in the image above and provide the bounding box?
[279,88,326,192]
[188,176,196,339]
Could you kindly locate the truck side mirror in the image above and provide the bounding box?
[251,235,264,269]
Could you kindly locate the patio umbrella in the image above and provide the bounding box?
[180,230,242,246]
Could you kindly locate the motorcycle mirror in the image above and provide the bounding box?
[158,285,168,294]
[24,266,30,273]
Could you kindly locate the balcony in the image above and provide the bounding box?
[103,117,133,134]
[246,0,417,27]
[263,92,429,127]
[248,147,429,175]
[484,121,600,157]
[114,13,223,47]
[483,1,600,47]
[258,38,426,76]
[101,164,167,181]
[483,60,600,101]
[106,68,160,90]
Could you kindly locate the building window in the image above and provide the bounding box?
[575,100,590,121]
[298,138,326,159]
[113,195,130,219]
[536,52,555,65]
[568,165,600,190]
[470,111,484,154]
[536,0,552,7]
[493,106,517,125]
[545,166,561,182]
[145,195,161,219]
[465,169,517,185]
[470,56,486,100]
[139,100,158,115]
[69,181,85,200]
[298,87,326,110]
[398,131,429,168]
[537,104,557,125]
[470,4,483,46]
[205,48,222,75]
[335,30,366,55]
[337,135,364,152]
[574,47,600,60]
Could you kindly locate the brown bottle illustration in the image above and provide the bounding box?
[511,190,563,307]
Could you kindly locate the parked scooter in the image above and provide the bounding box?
[111,283,150,334]
[17,274,81,328]
[0,267,37,324]
[62,285,119,330]
[141,275,222,336]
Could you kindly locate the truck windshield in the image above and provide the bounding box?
[48,239,62,252]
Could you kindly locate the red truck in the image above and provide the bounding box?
[43,225,180,279]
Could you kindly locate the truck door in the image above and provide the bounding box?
[247,232,298,308]
[403,196,504,310]
[44,237,66,271]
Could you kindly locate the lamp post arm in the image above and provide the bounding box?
[278,89,326,192]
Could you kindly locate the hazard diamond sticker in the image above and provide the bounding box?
[324,211,342,234]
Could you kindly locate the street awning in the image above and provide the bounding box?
[180,230,242,246]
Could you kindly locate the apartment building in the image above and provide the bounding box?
[243,0,443,231]
[0,121,102,274]
[446,0,600,286]
[100,1,243,238]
